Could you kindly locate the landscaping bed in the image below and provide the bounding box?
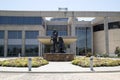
[0,57,48,67]
[72,56,120,67]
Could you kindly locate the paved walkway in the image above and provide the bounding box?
[0,72,120,80]
[0,58,120,80]
[0,61,120,72]
[0,57,120,73]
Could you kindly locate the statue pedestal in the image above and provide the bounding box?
[43,53,74,61]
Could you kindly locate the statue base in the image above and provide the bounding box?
[43,53,74,61]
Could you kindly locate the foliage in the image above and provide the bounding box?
[85,53,92,57]
[72,56,120,67]
[0,57,48,67]
[115,47,120,57]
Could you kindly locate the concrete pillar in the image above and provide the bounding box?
[104,17,109,55]
[38,42,41,56]
[44,17,47,35]
[85,27,87,54]
[91,26,94,55]
[22,30,25,56]
[4,30,8,57]
[67,24,70,36]
[41,43,43,56]
[70,12,76,55]
[38,31,41,56]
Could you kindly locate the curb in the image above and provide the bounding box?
[0,70,120,73]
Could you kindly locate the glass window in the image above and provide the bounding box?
[25,45,38,56]
[0,16,43,25]
[25,31,39,39]
[8,31,22,39]
[93,21,120,32]
[46,25,68,36]
[0,45,4,56]
[108,22,120,29]
[7,45,21,57]
[76,27,91,55]
[93,24,104,32]
[0,31,4,39]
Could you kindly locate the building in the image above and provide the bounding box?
[0,10,120,57]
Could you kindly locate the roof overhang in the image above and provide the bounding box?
[38,36,77,45]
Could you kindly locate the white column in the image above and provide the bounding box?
[67,24,70,36]
[22,30,25,56]
[70,14,76,55]
[91,26,94,55]
[41,43,43,56]
[4,30,8,57]
[38,42,41,56]
[44,17,47,35]
[104,17,109,55]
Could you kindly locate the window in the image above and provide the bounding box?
[25,31,39,39]
[0,16,43,25]
[0,31,4,39]
[76,27,91,55]
[7,45,21,57]
[93,21,120,32]
[8,31,22,39]
[0,45,4,56]
[25,45,38,56]
[109,22,120,29]
[46,25,68,36]
[93,24,104,32]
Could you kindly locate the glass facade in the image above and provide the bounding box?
[7,45,21,57]
[46,25,67,36]
[93,24,104,32]
[108,21,120,29]
[0,31,4,56]
[93,21,120,32]
[0,45,4,56]
[0,31,4,39]
[25,45,38,56]
[8,31,22,39]
[0,16,43,25]
[25,31,39,39]
[76,27,91,55]
[51,18,68,21]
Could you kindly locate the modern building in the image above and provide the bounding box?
[0,10,120,57]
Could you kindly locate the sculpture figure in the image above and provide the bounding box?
[50,30,65,53]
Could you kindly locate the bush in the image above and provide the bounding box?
[86,53,92,57]
[0,57,48,67]
[115,46,120,57]
[72,57,120,67]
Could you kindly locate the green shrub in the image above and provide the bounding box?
[86,53,92,57]
[0,61,2,66]
[115,46,120,57]
[72,57,120,67]
[0,57,48,67]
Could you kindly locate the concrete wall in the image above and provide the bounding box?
[109,29,120,55]
[93,31,105,54]
[93,29,120,55]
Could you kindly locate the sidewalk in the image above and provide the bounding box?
[0,62,120,73]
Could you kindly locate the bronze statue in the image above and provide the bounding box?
[50,30,65,53]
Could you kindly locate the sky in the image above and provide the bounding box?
[0,0,120,21]
[0,0,120,11]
